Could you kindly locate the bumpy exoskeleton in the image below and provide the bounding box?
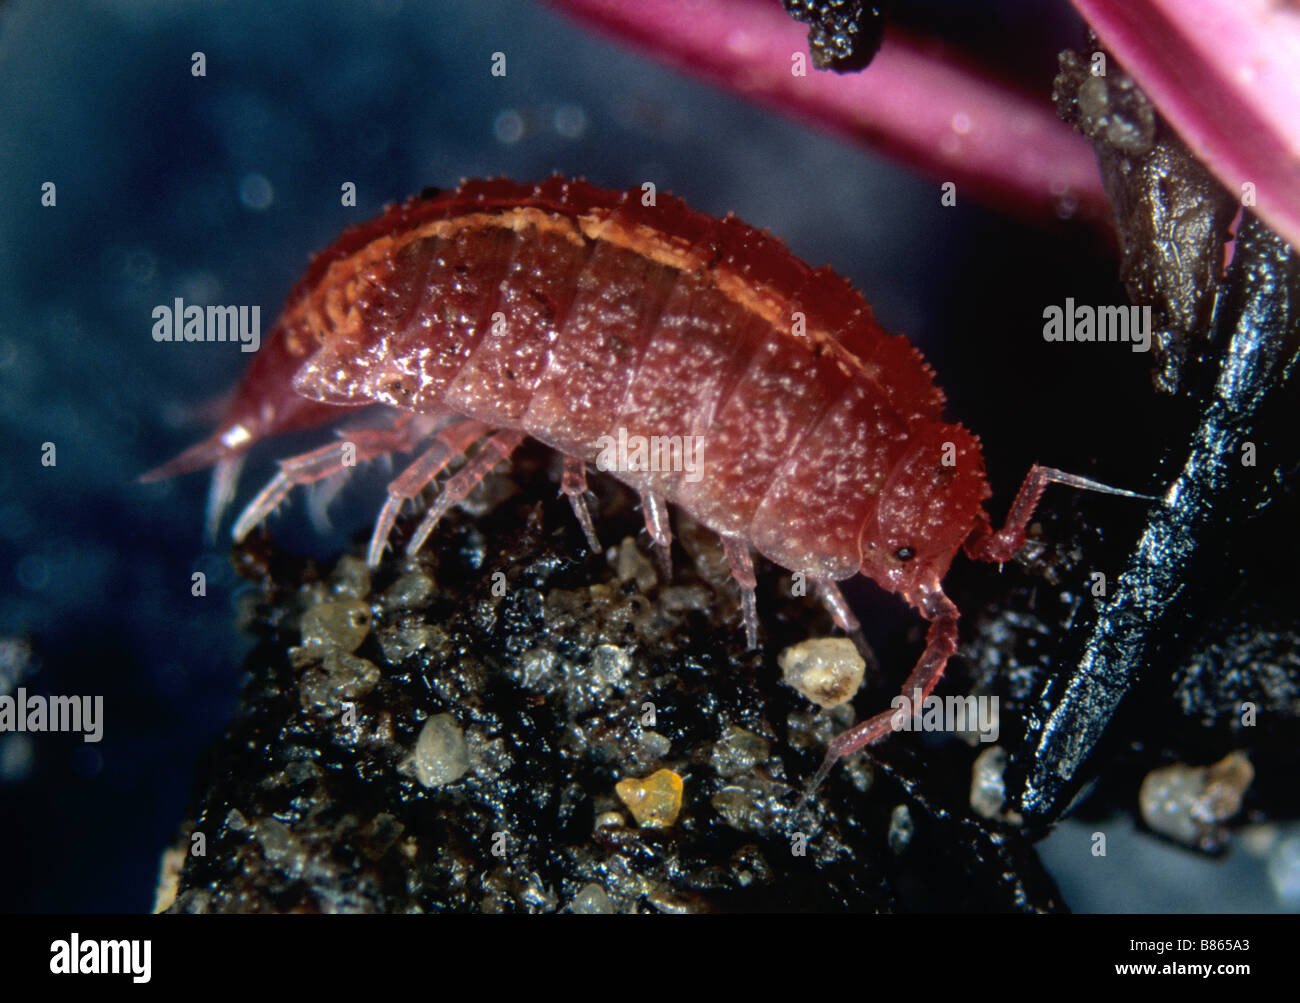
[144,176,1146,785]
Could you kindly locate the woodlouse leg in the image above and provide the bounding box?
[231,423,428,543]
[806,585,960,794]
[640,490,673,581]
[366,419,492,568]
[813,579,877,669]
[966,465,1154,564]
[312,415,448,535]
[307,468,355,535]
[721,535,759,650]
[406,430,526,557]
[560,456,602,554]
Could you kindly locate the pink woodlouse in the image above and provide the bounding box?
[144,175,1146,787]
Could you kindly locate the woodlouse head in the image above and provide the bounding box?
[857,421,992,594]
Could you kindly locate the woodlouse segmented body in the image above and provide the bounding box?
[145,176,1143,785]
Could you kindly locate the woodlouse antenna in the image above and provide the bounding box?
[966,464,1157,565]
[803,582,960,797]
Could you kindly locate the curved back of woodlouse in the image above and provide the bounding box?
[145,175,1156,788]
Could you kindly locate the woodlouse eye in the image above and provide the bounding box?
[894,546,916,562]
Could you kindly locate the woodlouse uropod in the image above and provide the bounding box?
[144,175,1147,787]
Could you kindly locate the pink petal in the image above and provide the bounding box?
[1074,0,1300,248]
[547,0,1111,229]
